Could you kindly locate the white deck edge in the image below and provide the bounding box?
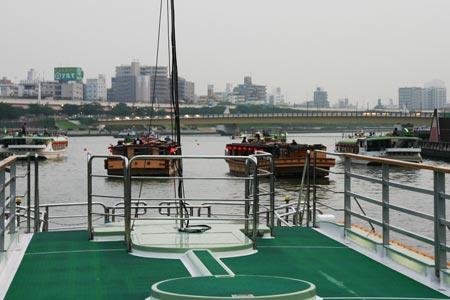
[314,222,450,297]
[0,232,33,299]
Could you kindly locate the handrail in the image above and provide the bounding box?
[311,149,449,279]
[0,156,16,171]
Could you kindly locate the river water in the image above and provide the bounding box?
[13,133,450,255]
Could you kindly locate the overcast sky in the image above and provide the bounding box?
[1,0,449,105]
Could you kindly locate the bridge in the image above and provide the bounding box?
[99,110,433,127]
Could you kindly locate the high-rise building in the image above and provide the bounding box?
[232,76,266,103]
[207,84,215,99]
[399,87,423,110]
[85,75,107,101]
[27,69,38,83]
[184,81,195,103]
[423,87,446,110]
[40,81,61,99]
[61,82,83,100]
[111,61,170,103]
[141,66,170,103]
[313,87,329,108]
[399,82,447,111]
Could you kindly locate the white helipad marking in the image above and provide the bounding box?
[258,245,347,249]
[25,248,124,255]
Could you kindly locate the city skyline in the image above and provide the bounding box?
[2,0,450,105]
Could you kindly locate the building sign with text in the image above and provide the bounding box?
[54,67,84,82]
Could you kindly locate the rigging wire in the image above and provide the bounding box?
[132,0,164,231]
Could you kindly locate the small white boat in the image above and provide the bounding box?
[0,135,68,159]
[335,135,422,164]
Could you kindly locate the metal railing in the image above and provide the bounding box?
[311,150,450,278]
[87,153,276,251]
[0,154,36,251]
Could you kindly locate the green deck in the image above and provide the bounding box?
[5,228,449,299]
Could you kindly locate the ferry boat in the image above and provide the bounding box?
[335,134,422,164]
[0,135,68,159]
[225,133,335,177]
[105,135,178,176]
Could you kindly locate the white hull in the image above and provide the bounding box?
[0,146,67,159]
[337,148,422,164]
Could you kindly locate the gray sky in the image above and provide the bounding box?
[1,0,449,105]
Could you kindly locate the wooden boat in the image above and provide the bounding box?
[105,135,178,176]
[421,109,450,161]
[225,135,335,177]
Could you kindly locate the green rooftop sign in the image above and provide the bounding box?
[54,67,84,82]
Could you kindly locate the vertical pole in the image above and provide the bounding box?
[244,160,250,234]
[433,171,446,277]
[9,163,16,234]
[269,156,275,237]
[344,156,351,231]
[34,154,40,233]
[382,164,390,245]
[27,155,31,233]
[0,169,5,251]
[124,158,131,252]
[313,151,317,228]
[306,153,311,227]
[87,155,93,239]
[252,160,259,246]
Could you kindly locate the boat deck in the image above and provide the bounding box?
[5,228,449,300]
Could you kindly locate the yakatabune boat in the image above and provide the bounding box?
[105,135,178,176]
[225,134,335,177]
[0,135,68,159]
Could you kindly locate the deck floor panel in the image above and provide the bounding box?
[5,231,189,300]
[224,228,448,299]
[5,228,449,299]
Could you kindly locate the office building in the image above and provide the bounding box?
[232,76,267,103]
[85,75,107,101]
[313,87,329,108]
[0,77,18,98]
[61,82,83,100]
[399,87,423,110]
[111,61,170,103]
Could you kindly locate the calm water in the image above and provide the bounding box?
[14,133,450,254]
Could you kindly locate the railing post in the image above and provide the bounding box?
[27,154,31,233]
[344,156,352,231]
[244,160,250,234]
[382,164,390,245]
[124,159,131,252]
[9,162,16,234]
[252,159,259,246]
[0,168,5,251]
[433,170,446,277]
[306,154,311,227]
[269,156,275,237]
[87,154,93,239]
[313,151,317,228]
[34,154,40,233]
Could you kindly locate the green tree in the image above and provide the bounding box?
[110,103,133,116]
[81,103,104,116]
[27,104,55,116]
[0,103,24,119]
[61,104,80,116]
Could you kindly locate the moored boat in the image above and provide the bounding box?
[335,134,422,164]
[0,135,68,159]
[421,109,450,161]
[105,135,178,176]
[225,133,335,177]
